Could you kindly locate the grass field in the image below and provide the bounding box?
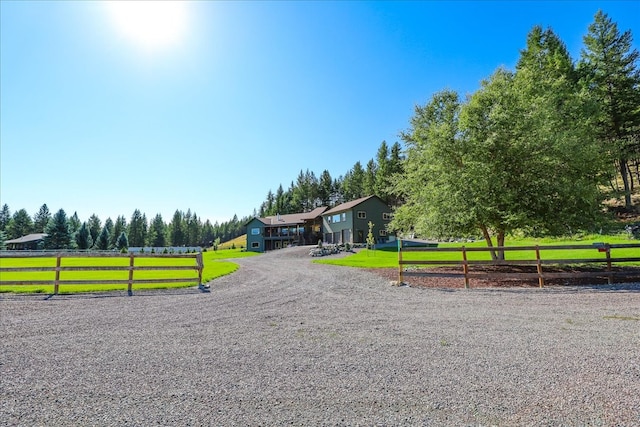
[216,234,247,250]
[314,234,640,268]
[0,248,258,294]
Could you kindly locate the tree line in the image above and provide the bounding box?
[257,140,404,217]
[0,203,250,250]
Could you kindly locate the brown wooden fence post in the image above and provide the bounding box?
[398,239,404,285]
[462,246,469,289]
[536,245,544,288]
[54,254,61,295]
[128,253,134,295]
[605,244,612,285]
[196,252,203,285]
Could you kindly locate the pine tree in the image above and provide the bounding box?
[44,209,72,249]
[116,231,128,251]
[75,222,93,250]
[68,212,81,235]
[111,216,127,248]
[33,204,51,233]
[0,204,10,232]
[578,10,640,208]
[6,209,34,239]
[94,226,110,250]
[169,210,185,246]
[87,214,102,244]
[128,209,147,247]
[148,214,167,247]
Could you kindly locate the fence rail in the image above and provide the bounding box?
[0,251,204,295]
[397,241,640,288]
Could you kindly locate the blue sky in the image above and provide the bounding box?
[1,1,638,225]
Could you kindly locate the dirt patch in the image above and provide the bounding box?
[369,265,640,288]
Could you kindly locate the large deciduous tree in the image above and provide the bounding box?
[392,26,605,259]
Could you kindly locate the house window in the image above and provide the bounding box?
[379,230,387,236]
[251,242,260,248]
[332,214,341,223]
[357,211,366,219]
[341,213,346,221]
[251,227,260,235]
[382,213,392,220]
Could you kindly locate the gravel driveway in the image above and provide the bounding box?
[2,246,639,426]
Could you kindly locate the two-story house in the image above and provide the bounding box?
[321,195,393,245]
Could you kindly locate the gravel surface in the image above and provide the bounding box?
[2,246,639,426]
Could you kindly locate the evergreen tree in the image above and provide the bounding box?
[33,204,51,233]
[0,230,6,250]
[148,214,167,247]
[318,170,334,207]
[44,209,72,249]
[94,226,110,250]
[169,210,185,246]
[104,218,114,240]
[128,209,147,247]
[201,219,214,247]
[75,222,93,250]
[87,214,102,244]
[68,212,81,235]
[342,161,365,201]
[374,141,391,202]
[6,209,34,239]
[578,10,640,208]
[116,231,128,251]
[111,216,127,248]
[364,159,377,197]
[0,204,10,231]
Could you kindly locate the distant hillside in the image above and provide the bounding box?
[218,234,246,250]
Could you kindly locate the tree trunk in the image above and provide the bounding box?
[480,224,498,261]
[497,229,506,261]
[620,159,632,209]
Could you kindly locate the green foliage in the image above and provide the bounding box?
[87,214,102,244]
[75,222,93,250]
[0,204,10,232]
[94,226,110,250]
[116,231,129,251]
[392,25,608,256]
[33,204,51,233]
[578,10,640,209]
[44,209,72,249]
[6,209,34,240]
[366,221,376,251]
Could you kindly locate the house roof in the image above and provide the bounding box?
[5,233,48,244]
[323,195,382,215]
[251,206,328,227]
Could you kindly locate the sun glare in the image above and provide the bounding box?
[105,1,188,51]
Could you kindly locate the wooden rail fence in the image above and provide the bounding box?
[0,251,204,295]
[397,240,640,288]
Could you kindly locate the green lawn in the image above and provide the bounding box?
[314,235,640,268]
[0,248,258,294]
